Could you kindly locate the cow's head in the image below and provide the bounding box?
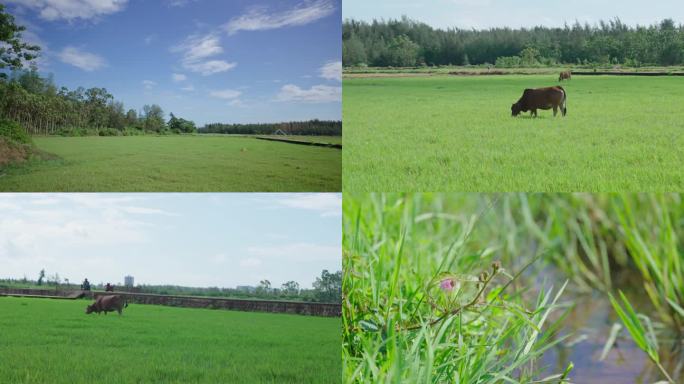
[85,304,95,314]
[511,102,522,116]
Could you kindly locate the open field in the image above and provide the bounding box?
[0,136,341,191]
[0,296,340,383]
[343,75,684,191]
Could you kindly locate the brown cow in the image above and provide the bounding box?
[511,86,567,117]
[85,295,128,315]
[558,71,571,81]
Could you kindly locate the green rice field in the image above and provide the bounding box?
[343,75,684,192]
[0,296,340,383]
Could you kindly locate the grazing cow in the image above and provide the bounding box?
[511,86,567,117]
[558,71,571,81]
[86,295,128,315]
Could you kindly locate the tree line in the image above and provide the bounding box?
[343,16,684,67]
[0,269,342,303]
[199,120,342,136]
[0,69,196,136]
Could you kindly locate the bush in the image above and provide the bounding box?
[98,128,121,136]
[0,118,32,144]
[495,55,521,68]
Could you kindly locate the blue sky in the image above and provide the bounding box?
[344,0,684,29]
[0,193,341,289]
[6,0,341,126]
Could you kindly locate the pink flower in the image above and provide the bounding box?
[440,278,455,292]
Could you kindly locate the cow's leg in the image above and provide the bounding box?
[553,106,558,116]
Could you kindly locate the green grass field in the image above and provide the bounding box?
[0,136,341,191]
[343,75,684,191]
[0,297,340,383]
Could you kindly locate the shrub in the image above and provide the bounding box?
[98,128,121,136]
[0,118,32,144]
[495,55,521,68]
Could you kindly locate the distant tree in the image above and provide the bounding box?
[142,104,165,132]
[313,270,342,303]
[342,34,367,66]
[0,4,40,73]
[281,281,300,295]
[37,269,45,286]
[167,112,196,133]
[382,35,419,67]
[125,109,138,127]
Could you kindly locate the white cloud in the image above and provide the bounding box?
[319,61,342,81]
[275,194,341,217]
[180,84,195,92]
[142,80,157,90]
[239,258,262,268]
[121,207,178,216]
[8,0,129,22]
[184,60,236,75]
[228,99,244,107]
[209,89,242,99]
[171,33,237,76]
[144,34,156,45]
[58,46,106,71]
[247,243,340,263]
[167,0,197,7]
[172,73,187,82]
[225,0,335,35]
[276,84,341,103]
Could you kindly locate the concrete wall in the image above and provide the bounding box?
[93,292,341,317]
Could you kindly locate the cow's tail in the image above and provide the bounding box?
[124,298,129,308]
[559,86,567,116]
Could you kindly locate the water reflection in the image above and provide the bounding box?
[540,292,683,383]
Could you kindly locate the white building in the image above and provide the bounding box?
[124,275,134,287]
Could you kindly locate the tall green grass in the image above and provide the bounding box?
[343,194,572,383]
[344,193,684,382]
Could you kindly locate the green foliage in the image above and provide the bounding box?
[0,297,340,383]
[0,4,40,71]
[97,127,121,136]
[343,194,571,383]
[613,195,684,329]
[0,136,341,191]
[344,17,684,67]
[382,34,420,67]
[343,33,367,66]
[343,75,684,192]
[0,117,30,144]
[312,270,342,303]
[609,292,675,383]
[200,120,341,136]
[495,55,521,68]
[168,113,196,134]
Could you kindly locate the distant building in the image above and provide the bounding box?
[236,285,256,293]
[124,275,134,287]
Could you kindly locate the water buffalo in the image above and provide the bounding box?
[511,86,567,117]
[86,295,128,315]
[558,71,571,81]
